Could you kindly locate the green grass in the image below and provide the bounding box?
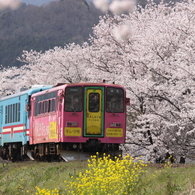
[0,161,87,195]
[0,161,195,195]
[137,164,195,195]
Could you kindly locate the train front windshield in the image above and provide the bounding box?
[106,87,124,113]
[64,86,124,113]
[65,87,82,112]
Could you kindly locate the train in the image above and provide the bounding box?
[0,82,130,161]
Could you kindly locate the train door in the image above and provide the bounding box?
[84,87,104,137]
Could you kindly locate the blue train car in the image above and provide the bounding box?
[0,85,52,160]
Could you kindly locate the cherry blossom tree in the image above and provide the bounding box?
[0,66,27,96]
[3,0,195,162]
[88,1,195,162]
[17,43,107,84]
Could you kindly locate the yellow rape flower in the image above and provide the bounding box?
[65,153,147,195]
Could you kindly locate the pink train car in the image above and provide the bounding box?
[29,82,130,161]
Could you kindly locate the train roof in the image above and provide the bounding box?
[53,82,124,87]
[0,82,125,101]
[0,85,52,101]
[31,82,125,97]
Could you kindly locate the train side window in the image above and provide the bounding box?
[34,92,57,116]
[48,99,56,112]
[41,102,44,114]
[106,87,124,113]
[51,99,55,111]
[35,99,56,116]
[42,102,44,113]
[5,103,20,124]
[11,104,13,123]
[48,100,51,112]
[17,103,20,122]
[45,101,49,112]
[38,102,41,114]
[5,106,8,124]
[13,105,15,122]
[9,105,11,123]
[43,101,47,113]
[6,105,10,123]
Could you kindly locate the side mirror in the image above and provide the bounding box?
[125,98,130,105]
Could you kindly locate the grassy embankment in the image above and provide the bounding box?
[0,157,195,195]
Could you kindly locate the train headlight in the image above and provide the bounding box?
[110,122,121,127]
[66,121,78,127]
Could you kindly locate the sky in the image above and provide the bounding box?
[21,0,93,6]
[21,0,57,6]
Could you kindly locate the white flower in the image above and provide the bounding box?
[112,22,132,41]
[93,0,109,12]
[109,0,135,15]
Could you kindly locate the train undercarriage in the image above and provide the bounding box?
[0,140,122,162]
